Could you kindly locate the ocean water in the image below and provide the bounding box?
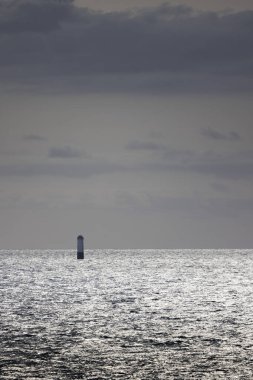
[0,249,253,380]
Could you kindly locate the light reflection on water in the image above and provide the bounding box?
[0,249,253,379]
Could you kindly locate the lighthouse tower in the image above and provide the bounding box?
[77,235,84,259]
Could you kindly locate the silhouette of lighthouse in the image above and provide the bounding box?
[77,235,84,259]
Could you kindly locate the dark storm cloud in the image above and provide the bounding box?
[49,145,83,158]
[201,127,241,141]
[0,0,75,33]
[0,1,253,91]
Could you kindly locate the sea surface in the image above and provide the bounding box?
[0,249,253,379]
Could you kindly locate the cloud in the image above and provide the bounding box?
[201,127,241,141]
[132,149,253,180]
[23,133,47,141]
[189,160,253,180]
[1,140,253,181]
[146,194,253,219]
[209,182,229,193]
[131,130,249,181]
[0,0,75,33]
[114,190,253,219]
[0,160,126,178]
[0,1,252,92]
[126,140,167,151]
[48,145,83,158]
[126,141,196,163]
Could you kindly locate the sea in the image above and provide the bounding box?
[0,249,253,379]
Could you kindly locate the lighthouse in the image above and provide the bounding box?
[77,235,84,259]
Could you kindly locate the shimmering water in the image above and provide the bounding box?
[0,249,253,379]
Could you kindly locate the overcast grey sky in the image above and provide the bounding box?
[76,0,253,12]
[0,0,253,249]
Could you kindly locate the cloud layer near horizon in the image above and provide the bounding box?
[0,0,252,92]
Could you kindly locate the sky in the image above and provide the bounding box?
[0,0,253,249]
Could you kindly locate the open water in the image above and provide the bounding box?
[0,249,253,379]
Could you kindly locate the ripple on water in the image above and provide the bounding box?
[0,249,253,379]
